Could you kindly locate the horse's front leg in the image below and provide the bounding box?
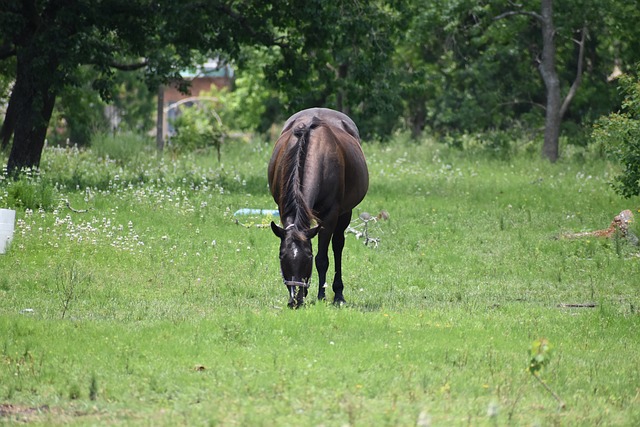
[331,211,352,305]
[315,230,331,301]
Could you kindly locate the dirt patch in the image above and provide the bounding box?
[0,403,139,424]
[0,403,50,422]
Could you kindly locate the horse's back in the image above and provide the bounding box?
[269,108,368,217]
[281,108,360,142]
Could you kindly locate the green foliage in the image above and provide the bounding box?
[48,67,111,147]
[47,68,156,147]
[0,170,57,211]
[394,0,540,135]
[392,0,639,144]
[528,338,552,375]
[215,48,283,134]
[68,383,81,400]
[4,0,640,167]
[593,71,640,197]
[260,1,405,140]
[7,0,410,172]
[440,127,538,161]
[110,70,156,133]
[170,104,225,160]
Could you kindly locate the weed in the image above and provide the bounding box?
[89,374,98,401]
[69,384,81,400]
[529,338,565,410]
[55,263,92,320]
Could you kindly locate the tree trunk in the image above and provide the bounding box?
[6,48,58,174]
[409,98,426,140]
[0,86,18,151]
[539,0,560,162]
[336,62,349,115]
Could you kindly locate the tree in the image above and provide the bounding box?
[394,1,501,137]
[495,0,586,162]
[393,0,550,139]
[492,0,640,161]
[257,1,405,140]
[395,0,640,155]
[0,0,351,174]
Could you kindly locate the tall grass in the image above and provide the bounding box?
[1,136,639,425]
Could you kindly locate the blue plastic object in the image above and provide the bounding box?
[233,208,279,217]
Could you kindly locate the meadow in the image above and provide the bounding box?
[1,135,639,426]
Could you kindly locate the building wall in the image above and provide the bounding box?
[163,76,231,106]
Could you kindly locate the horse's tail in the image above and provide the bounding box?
[292,117,321,186]
[293,117,320,166]
[285,117,321,229]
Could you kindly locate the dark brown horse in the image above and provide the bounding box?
[268,108,369,307]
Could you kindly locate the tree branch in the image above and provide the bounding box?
[108,59,149,71]
[215,4,289,49]
[497,99,546,111]
[494,10,543,23]
[559,25,587,118]
[533,373,566,409]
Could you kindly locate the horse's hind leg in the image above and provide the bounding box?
[331,211,352,305]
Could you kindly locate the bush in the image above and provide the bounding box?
[592,71,640,198]
[1,169,58,211]
[170,104,225,161]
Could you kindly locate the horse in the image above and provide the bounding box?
[268,108,369,308]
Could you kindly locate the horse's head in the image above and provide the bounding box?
[271,221,319,308]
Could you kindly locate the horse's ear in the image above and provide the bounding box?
[271,221,284,238]
[305,226,319,240]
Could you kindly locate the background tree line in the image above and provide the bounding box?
[1,0,640,174]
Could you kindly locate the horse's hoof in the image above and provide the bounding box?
[288,299,301,309]
[333,298,346,307]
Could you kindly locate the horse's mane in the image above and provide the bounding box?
[281,118,321,231]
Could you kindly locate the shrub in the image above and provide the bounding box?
[592,70,640,198]
[170,104,225,161]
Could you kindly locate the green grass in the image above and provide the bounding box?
[1,138,639,425]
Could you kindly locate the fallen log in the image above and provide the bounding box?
[560,210,637,245]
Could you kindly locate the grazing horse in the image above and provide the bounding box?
[268,108,369,308]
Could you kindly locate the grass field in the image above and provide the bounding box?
[1,137,639,426]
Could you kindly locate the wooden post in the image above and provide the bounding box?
[156,85,164,153]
